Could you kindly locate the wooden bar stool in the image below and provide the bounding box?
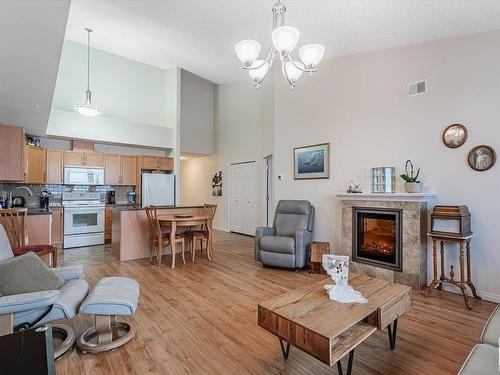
[145,206,186,267]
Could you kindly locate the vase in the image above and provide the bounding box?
[404,182,423,193]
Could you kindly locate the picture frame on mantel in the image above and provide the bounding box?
[294,143,330,180]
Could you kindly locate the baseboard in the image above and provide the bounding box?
[213,226,229,232]
[435,283,500,304]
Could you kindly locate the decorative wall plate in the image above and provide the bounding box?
[442,123,468,148]
[468,145,496,171]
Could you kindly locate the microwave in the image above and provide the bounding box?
[64,167,104,185]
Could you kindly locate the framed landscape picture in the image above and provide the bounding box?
[294,143,330,180]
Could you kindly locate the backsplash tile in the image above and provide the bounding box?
[0,183,134,207]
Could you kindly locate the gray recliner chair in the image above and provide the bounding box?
[0,225,89,359]
[255,200,315,268]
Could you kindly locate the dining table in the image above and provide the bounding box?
[157,213,213,268]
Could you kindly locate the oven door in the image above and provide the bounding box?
[64,167,104,185]
[64,206,105,235]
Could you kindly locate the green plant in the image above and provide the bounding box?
[400,160,421,183]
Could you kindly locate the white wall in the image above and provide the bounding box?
[180,70,214,155]
[273,30,500,302]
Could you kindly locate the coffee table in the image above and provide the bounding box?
[258,273,412,375]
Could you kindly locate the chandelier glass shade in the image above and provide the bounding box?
[235,0,324,89]
[74,28,101,117]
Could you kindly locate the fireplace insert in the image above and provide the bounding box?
[352,207,403,271]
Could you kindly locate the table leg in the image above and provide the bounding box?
[206,219,213,261]
[465,240,481,301]
[387,318,398,350]
[278,338,290,360]
[336,349,355,375]
[428,240,438,293]
[170,222,177,269]
[52,247,58,268]
[157,236,162,267]
[437,241,445,290]
[459,241,471,309]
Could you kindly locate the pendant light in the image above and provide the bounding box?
[74,28,101,117]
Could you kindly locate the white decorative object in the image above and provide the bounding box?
[234,0,325,90]
[322,254,367,304]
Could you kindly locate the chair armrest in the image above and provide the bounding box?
[255,227,276,261]
[295,230,313,268]
[0,290,60,315]
[53,265,85,282]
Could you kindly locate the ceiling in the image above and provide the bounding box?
[0,0,70,135]
[65,0,500,84]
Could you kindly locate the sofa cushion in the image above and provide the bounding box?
[0,252,64,296]
[260,236,295,254]
[481,305,500,347]
[80,277,140,316]
[275,214,309,237]
[458,344,499,375]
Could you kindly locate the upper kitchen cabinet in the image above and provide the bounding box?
[24,146,46,184]
[180,70,214,155]
[64,150,104,167]
[0,124,25,182]
[104,154,137,185]
[140,156,173,171]
[46,149,64,184]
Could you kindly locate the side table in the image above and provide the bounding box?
[427,233,481,309]
[310,241,330,274]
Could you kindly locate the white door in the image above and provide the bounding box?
[230,161,257,236]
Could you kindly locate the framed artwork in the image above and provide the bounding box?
[294,143,330,180]
[468,145,496,172]
[442,123,468,149]
[212,171,222,196]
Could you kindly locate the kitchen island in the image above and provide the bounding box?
[111,205,205,261]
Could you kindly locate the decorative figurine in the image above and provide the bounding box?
[322,254,367,304]
[346,179,362,193]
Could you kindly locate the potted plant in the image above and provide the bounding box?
[401,160,423,193]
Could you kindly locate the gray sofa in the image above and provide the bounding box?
[255,200,314,268]
[458,305,499,374]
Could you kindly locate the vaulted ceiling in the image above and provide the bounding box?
[66,0,500,83]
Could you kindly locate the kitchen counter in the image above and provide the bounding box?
[112,205,205,261]
[27,208,52,215]
[111,204,202,211]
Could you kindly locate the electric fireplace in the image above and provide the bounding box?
[352,207,403,272]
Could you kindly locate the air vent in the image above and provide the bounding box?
[407,80,427,97]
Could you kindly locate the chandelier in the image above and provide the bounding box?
[235,0,325,90]
[74,28,101,117]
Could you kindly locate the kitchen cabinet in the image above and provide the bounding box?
[51,208,64,247]
[46,149,64,184]
[24,146,46,184]
[64,150,103,167]
[140,156,173,171]
[27,214,51,245]
[105,207,112,243]
[0,124,25,182]
[104,154,137,185]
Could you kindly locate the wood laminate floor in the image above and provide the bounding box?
[56,231,496,375]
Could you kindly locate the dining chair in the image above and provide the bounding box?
[0,208,58,267]
[145,205,186,267]
[190,203,217,262]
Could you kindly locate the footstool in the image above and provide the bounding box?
[77,277,140,353]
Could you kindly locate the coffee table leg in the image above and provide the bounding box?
[387,318,398,350]
[336,349,354,375]
[278,338,290,360]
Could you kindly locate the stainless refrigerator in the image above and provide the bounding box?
[141,173,175,207]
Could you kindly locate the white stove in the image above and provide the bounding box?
[62,192,105,249]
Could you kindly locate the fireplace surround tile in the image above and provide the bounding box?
[340,199,428,290]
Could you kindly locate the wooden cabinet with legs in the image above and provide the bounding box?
[104,154,137,186]
[51,208,64,247]
[24,146,46,184]
[46,149,64,184]
[0,124,25,182]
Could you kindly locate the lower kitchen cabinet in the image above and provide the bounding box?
[105,207,112,243]
[50,208,64,247]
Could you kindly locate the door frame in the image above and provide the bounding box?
[229,160,256,236]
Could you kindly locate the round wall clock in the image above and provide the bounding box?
[442,124,468,148]
[468,145,496,172]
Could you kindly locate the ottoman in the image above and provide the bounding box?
[77,277,140,353]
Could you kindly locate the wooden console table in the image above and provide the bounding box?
[427,233,481,309]
[258,274,412,375]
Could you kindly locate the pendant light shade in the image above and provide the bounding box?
[235,40,261,66]
[284,61,304,83]
[248,60,269,84]
[299,44,325,69]
[74,28,101,117]
[271,26,300,53]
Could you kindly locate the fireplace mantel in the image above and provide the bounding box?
[336,192,437,202]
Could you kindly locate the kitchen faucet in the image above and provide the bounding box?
[8,186,33,208]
